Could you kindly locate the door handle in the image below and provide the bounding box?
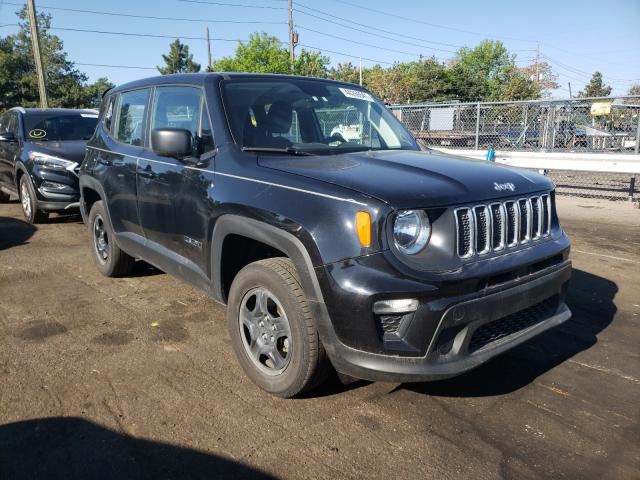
[138,165,156,179]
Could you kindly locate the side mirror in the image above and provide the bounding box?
[150,128,192,159]
[0,132,16,142]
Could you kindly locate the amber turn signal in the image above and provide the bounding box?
[356,211,371,247]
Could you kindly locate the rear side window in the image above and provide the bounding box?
[150,86,214,155]
[115,89,149,146]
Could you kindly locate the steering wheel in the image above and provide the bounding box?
[328,132,347,144]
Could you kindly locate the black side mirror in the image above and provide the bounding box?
[0,132,16,142]
[150,128,192,159]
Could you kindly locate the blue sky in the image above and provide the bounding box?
[1,0,639,97]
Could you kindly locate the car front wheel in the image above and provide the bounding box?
[227,257,331,397]
[19,175,48,224]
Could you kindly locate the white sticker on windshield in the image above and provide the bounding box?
[81,113,98,118]
[338,87,374,102]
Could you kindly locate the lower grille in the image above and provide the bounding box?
[379,314,403,334]
[468,295,559,353]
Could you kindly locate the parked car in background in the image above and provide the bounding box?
[80,73,572,398]
[0,107,98,223]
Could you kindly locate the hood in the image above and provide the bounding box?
[258,149,555,209]
[28,140,88,164]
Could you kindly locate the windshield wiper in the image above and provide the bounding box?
[241,146,313,156]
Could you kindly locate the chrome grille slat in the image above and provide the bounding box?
[455,193,553,259]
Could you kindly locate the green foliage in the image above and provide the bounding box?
[157,39,200,74]
[579,71,612,97]
[210,32,289,73]
[0,7,112,110]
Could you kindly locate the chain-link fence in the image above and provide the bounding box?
[390,96,640,154]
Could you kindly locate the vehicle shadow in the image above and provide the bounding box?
[47,212,84,224]
[0,217,37,250]
[129,260,165,278]
[398,268,617,397]
[0,417,276,480]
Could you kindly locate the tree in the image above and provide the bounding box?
[0,7,112,110]
[366,64,415,104]
[157,39,200,74]
[627,84,640,96]
[210,32,289,74]
[500,69,540,101]
[450,40,515,101]
[517,61,558,97]
[294,50,329,77]
[328,62,360,84]
[407,57,453,102]
[579,71,612,98]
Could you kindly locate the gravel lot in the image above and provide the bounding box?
[0,196,639,480]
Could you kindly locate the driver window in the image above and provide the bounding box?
[151,86,203,154]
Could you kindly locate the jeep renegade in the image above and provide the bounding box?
[79,74,571,397]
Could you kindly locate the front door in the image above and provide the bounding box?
[137,85,216,274]
[0,112,21,192]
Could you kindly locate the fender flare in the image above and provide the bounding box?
[210,215,325,306]
[78,176,113,230]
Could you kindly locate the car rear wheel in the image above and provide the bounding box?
[227,257,331,397]
[88,200,134,277]
[19,175,48,224]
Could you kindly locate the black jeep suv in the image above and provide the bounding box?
[79,74,571,397]
[0,107,98,223]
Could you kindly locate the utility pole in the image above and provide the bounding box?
[535,43,540,84]
[568,82,572,98]
[359,57,362,86]
[288,0,295,72]
[26,0,48,108]
[205,26,212,69]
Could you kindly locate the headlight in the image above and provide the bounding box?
[29,152,77,171]
[393,210,431,254]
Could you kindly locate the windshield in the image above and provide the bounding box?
[24,112,98,141]
[221,78,418,155]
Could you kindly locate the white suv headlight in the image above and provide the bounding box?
[29,152,77,171]
[392,210,431,254]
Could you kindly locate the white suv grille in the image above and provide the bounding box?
[455,194,551,258]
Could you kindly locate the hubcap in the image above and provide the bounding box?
[238,288,292,376]
[93,215,109,264]
[20,181,31,219]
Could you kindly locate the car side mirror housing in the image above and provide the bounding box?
[0,132,16,142]
[150,128,192,159]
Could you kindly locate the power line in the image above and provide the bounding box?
[1,2,286,25]
[45,25,250,42]
[76,62,157,70]
[296,24,443,58]
[294,3,462,50]
[298,43,393,65]
[176,0,286,9]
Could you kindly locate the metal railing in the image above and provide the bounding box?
[390,96,640,154]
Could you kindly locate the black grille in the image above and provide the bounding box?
[541,194,550,234]
[379,315,403,334]
[455,194,553,258]
[505,201,517,246]
[474,206,489,253]
[468,296,559,353]
[518,199,529,242]
[490,204,504,249]
[456,209,472,257]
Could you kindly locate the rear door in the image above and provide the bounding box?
[137,85,215,272]
[98,89,150,237]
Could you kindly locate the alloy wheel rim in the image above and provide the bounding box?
[20,181,31,219]
[93,215,109,264]
[238,287,292,376]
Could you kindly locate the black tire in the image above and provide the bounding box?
[88,200,134,277]
[0,190,10,202]
[226,257,331,398]
[19,175,48,224]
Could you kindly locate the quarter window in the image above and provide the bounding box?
[115,89,150,146]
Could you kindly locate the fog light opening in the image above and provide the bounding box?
[373,298,419,315]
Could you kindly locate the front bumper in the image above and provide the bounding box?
[31,166,80,211]
[313,235,572,383]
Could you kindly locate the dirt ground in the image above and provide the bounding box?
[0,196,638,480]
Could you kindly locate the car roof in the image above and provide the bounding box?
[10,107,99,115]
[108,72,365,94]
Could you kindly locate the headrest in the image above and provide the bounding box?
[266,101,292,134]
